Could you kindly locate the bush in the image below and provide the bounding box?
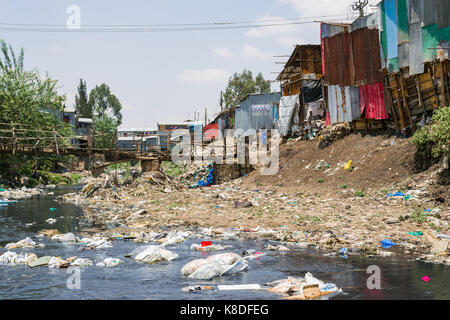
[411,107,449,162]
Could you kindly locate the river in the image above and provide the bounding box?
[0,187,449,300]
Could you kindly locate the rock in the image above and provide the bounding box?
[234,201,253,208]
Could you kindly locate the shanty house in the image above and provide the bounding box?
[276,44,324,138]
[234,92,281,133]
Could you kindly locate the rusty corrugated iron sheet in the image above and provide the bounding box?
[359,82,388,120]
[327,85,361,124]
[351,27,383,86]
[323,32,354,86]
[299,45,322,77]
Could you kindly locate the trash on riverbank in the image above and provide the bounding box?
[182,252,249,280]
[155,230,191,246]
[5,237,44,249]
[96,257,123,267]
[80,238,113,250]
[190,243,231,251]
[28,256,52,268]
[52,232,79,243]
[267,273,340,299]
[266,244,290,251]
[181,285,213,292]
[380,239,397,248]
[46,218,57,224]
[0,251,37,266]
[131,245,179,264]
[37,229,60,237]
[218,284,261,291]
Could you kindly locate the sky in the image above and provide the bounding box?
[0,0,379,129]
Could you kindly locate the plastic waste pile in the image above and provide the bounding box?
[4,237,44,249]
[178,163,214,188]
[0,251,38,266]
[241,249,265,260]
[96,257,123,267]
[181,252,249,280]
[126,245,179,264]
[267,273,341,299]
[51,232,79,243]
[79,237,113,250]
[266,244,290,251]
[190,243,232,252]
[155,230,191,246]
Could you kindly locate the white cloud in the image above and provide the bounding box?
[245,15,296,39]
[242,45,271,61]
[213,47,234,58]
[276,0,378,18]
[177,68,230,85]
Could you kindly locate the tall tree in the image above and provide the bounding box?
[223,70,271,109]
[88,83,122,148]
[88,83,122,125]
[0,39,68,131]
[74,79,91,118]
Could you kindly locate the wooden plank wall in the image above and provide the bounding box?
[384,59,449,133]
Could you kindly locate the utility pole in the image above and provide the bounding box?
[352,0,368,18]
[204,108,207,125]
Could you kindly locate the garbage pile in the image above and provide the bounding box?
[317,122,352,149]
[179,163,214,188]
[125,245,179,264]
[266,273,341,300]
[0,187,45,201]
[181,252,249,280]
[4,237,45,249]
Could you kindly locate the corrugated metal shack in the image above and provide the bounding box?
[321,17,389,130]
[378,0,449,134]
[276,45,325,138]
[234,92,281,133]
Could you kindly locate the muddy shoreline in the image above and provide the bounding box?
[61,174,449,266]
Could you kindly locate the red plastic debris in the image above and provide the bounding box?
[201,241,212,247]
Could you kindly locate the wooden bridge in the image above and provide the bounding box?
[0,122,171,175]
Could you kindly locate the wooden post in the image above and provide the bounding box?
[383,75,400,133]
[415,75,426,116]
[12,125,16,155]
[52,126,59,155]
[394,75,406,136]
[399,71,414,132]
[444,61,449,104]
[438,61,447,106]
[427,67,440,108]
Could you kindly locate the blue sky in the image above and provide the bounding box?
[0,0,378,129]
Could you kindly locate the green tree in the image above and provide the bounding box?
[0,40,73,187]
[74,79,91,118]
[88,83,122,148]
[223,70,271,109]
[0,39,68,132]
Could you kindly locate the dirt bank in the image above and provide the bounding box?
[62,132,449,265]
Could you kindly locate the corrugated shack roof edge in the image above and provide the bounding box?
[276,44,321,81]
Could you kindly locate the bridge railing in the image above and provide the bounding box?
[0,122,85,154]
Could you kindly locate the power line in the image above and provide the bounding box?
[0,16,354,33]
[0,13,350,28]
